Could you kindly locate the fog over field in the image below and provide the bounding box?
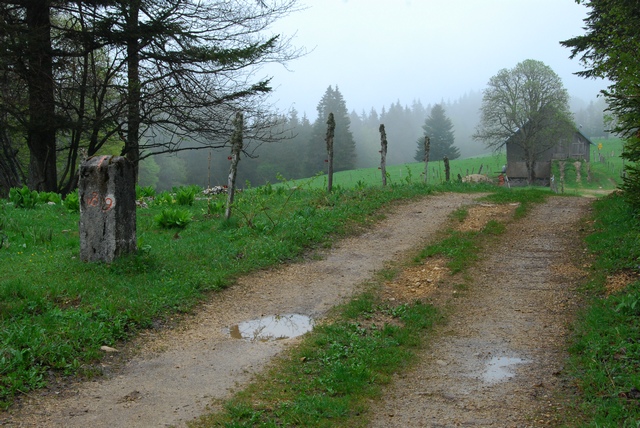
[264,0,608,120]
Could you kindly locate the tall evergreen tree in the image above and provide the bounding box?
[304,86,356,176]
[415,104,460,162]
[562,0,640,210]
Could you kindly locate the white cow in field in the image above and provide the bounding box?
[462,174,491,183]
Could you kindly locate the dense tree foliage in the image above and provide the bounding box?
[474,59,575,184]
[562,0,640,211]
[414,104,460,162]
[0,0,301,196]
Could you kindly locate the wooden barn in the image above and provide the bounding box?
[505,129,594,186]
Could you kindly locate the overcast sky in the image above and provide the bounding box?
[263,0,607,121]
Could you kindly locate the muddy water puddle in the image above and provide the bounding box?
[482,356,529,384]
[226,314,314,341]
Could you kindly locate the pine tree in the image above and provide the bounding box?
[303,86,356,176]
[415,104,460,162]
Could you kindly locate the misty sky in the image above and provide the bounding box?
[263,0,607,121]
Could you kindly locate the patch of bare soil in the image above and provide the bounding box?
[1,193,483,428]
[370,196,592,427]
[606,271,640,296]
[382,202,520,304]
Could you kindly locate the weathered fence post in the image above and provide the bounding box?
[443,156,450,182]
[423,136,430,184]
[326,112,335,193]
[225,112,243,220]
[379,124,388,186]
[79,156,136,263]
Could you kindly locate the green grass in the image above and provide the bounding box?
[289,154,506,190]
[482,187,550,218]
[564,192,640,426]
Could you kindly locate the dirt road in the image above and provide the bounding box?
[2,193,486,427]
[371,196,590,427]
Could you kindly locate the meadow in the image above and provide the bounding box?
[303,137,624,194]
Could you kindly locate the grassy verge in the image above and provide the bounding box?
[190,188,547,427]
[565,192,640,426]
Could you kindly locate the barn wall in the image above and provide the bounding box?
[506,131,593,182]
[506,161,550,181]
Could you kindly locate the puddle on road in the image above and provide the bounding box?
[483,356,529,384]
[227,314,314,342]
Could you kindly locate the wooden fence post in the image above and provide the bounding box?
[225,112,243,220]
[326,112,335,193]
[444,156,450,182]
[379,124,388,186]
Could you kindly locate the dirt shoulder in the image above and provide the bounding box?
[371,196,591,427]
[1,192,484,427]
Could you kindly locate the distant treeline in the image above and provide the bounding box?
[140,87,609,190]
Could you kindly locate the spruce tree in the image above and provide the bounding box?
[415,104,460,162]
[304,86,356,176]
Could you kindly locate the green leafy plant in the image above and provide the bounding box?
[154,207,192,229]
[37,192,62,205]
[9,186,38,209]
[616,293,640,314]
[136,185,156,199]
[63,190,80,213]
[153,191,175,205]
[175,186,197,206]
